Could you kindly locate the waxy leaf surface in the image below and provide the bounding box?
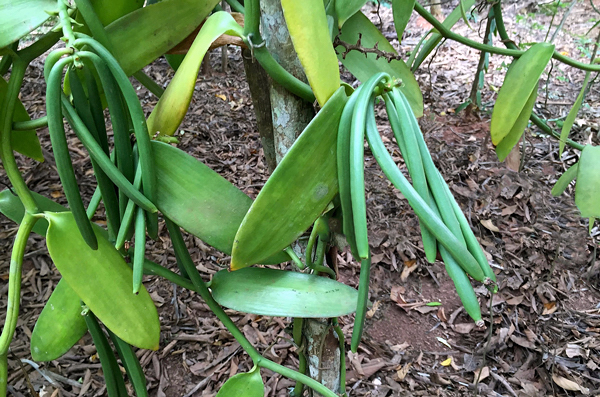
[575,145,600,218]
[45,211,160,350]
[31,279,87,361]
[215,367,264,397]
[211,268,359,317]
[231,87,348,269]
[0,189,66,236]
[392,0,416,42]
[0,0,57,48]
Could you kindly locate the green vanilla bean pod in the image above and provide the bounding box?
[83,310,129,397]
[133,206,146,294]
[390,87,465,246]
[68,66,121,237]
[107,330,148,397]
[363,102,485,281]
[46,55,98,249]
[60,96,156,212]
[350,72,391,259]
[382,92,437,263]
[74,39,156,207]
[337,84,365,260]
[350,254,371,352]
[82,67,110,154]
[395,89,495,285]
[115,163,143,250]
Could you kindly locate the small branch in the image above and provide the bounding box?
[333,34,403,63]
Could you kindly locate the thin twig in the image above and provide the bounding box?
[334,35,403,63]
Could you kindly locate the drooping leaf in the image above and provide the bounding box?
[105,0,220,76]
[336,11,423,117]
[0,189,67,236]
[495,83,538,161]
[216,366,264,397]
[210,268,359,317]
[410,0,476,71]
[491,43,554,145]
[335,0,367,28]
[282,0,340,106]
[559,72,591,156]
[0,76,44,162]
[147,12,243,136]
[31,280,87,362]
[551,162,578,197]
[392,0,416,42]
[75,0,145,36]
[151,141,289,264]
[0,0,58,49]
[231,87,347,270]
[575,145,600,218]
[45,211,160,350]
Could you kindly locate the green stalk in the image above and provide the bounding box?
[414,2,600,72]
[132,70,164,98]
[0,57,37,213]
[292,317,306,397]
[13,116,48,131]
[226,0,245,13]
[0,213,38,396]
[58,0,77,48]
[163,218,338,397]
[73,0,111,49]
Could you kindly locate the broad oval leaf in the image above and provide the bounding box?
[0,189,67,236]
[105,0,220,76]
[0,76,44,162]
[147,12,243,136]
[231,87,348,270]
[392,0,416,42]
[216,367,264,397]
[0,0,57,49]
[45,211,160,350]
[551,162,578,197]
[282,0,340,106]
[575,145,600,218]
[336,11,423,117]
[491,43,554,145]
[151,141,289,264]
[31,279,87,362]
[495,83,538,161]
[335,0,367,28]
[210,268,359,317]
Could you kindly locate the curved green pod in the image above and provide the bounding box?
[231,87,348,270]
[30,279,88,362]
[151,141,289,264]
[45,211,160,350]
[210,268,359,318]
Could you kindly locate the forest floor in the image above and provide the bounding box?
[1,1,600,396]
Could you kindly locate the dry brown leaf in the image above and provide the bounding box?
[506,295,524,305]
[480,219,500,232]
[366,300,381,318]
[396,363,411,381]
[400,261,418,281]
[552,374,585,392]
[453,323,475,334]
[473,366,489,382]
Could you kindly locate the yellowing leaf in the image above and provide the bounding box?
[215,94,227,101]
[441,357,452,366]
[282,0,340,106]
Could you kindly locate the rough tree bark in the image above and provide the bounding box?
[243,0,342,395]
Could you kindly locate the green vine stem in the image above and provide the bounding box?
[163,219,338,397]
[292,317,306,396]
[12,116,48,131]
[0,213,39,396]
[492,2,586,152]
[413,2,600,72]
[58,0,77,48]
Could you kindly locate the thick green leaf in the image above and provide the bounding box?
[0,189,66,235]
[495,83,538,161]
[31,280,87,362]
[336,11,423,117]
[151,141,289,264]
[559,72,591,156]
[0,76,44,161]
[0,0,57,49]
[551,162,579,197]
[216,367,264,397]
[410,0,475,71]
[45,211,160,350]
[491,43,554,145]
[211,268,359,317]
[335,0,367,28]
[147,12,243,136]
[231,87,347,270]
[575,145,600,218]
[282,0,340,106]
[392,0,416,42]
[105,0,220,76]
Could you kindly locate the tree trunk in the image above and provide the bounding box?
[243,1,342,395]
